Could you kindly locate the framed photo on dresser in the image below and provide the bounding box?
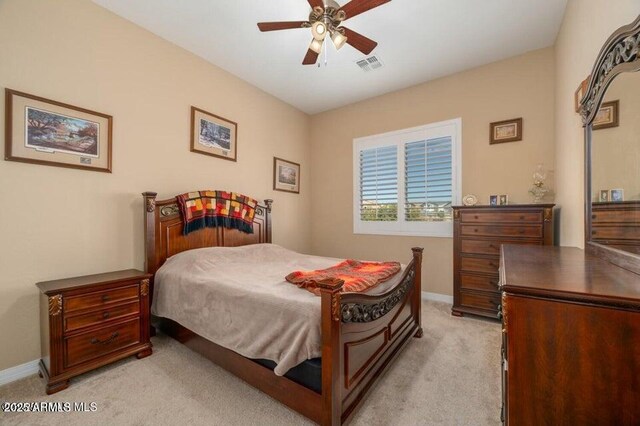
[4,89,113,173]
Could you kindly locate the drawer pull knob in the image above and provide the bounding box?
[102,312,110,319]
[91,332,119,345]
[519,216,525,220]
[474,229,478,233]
[592,215,597,220]
[101,294,109,302]
[592,230,597,235]
[489,244,497,249]
[490,280,498,286]
[519,230,525,234]
[474,215,479,219]
[489,262,498,268]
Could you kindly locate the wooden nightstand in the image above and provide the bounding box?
[37,269,152,394]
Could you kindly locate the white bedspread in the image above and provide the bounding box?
[152,243,403,375]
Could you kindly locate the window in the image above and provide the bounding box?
[353,118,461,237]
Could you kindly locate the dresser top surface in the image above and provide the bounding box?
[36,269,150,294]
[501,245,640,306]
[453,204,555,210]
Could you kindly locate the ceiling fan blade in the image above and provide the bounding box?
[339,0,390,20]
[341,27,378,55]
[307,0,325,10]
[303,46,320,65]
[257,21,308,32]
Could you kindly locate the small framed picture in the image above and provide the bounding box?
[593,100,619,130]
[499,195,509,206]
[599,190,610,202]
[191,106,237,162]
[489,195,498,206]
[610,189,624,202]
[273,157,300,194]
[490,118,523,144]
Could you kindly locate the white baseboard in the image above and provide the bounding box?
[0,359,40,387]
[421,291,453,304]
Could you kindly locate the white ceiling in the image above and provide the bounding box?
[92,0,567,114]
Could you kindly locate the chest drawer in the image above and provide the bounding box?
[592,209,640,224]
[460,291,500,313]
[461,239,540,255]
[460,273,500,292]
[64,301,139,333]
[65,318,140,368]
[592,226,640,240]
[460,211,542,224]
[65,285,139,313]
[461,225,542,239]
[461,256,500,274]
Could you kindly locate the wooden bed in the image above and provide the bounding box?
[142,191,424,425]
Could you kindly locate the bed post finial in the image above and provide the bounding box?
[143,192,158,213]
[264,199,273,213]
[411,247,424,338]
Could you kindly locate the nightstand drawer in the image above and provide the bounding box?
[461,225,542,238]
[65,285,139,313]
[460,211,542,223]
[461,256,500,274]
[65,318,140,368]
[64,301,140,333]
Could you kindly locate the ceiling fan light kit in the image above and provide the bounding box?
[257,0,390,65]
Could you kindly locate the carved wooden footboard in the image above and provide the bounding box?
[318,248,423,425]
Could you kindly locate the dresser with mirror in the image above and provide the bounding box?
[499,16,640,425]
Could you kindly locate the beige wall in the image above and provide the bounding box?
[309,48,556,297]
[0,0,311,371]
[592,72,640,200]
[554,0,640,248]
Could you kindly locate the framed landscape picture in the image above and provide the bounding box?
[5,89,112,172]
[593,100,619,130]
[273,157,300,194]
[490,118,523,144]
[191,106,237,162]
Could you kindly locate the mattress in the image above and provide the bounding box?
[152,243,404,376]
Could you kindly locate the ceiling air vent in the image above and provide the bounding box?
[356,56,384,72]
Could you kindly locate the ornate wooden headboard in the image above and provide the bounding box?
[142,192,272,277]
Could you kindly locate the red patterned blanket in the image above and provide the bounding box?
[285,260,401,295]
[176,190,257,235]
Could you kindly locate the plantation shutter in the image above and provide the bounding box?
[404,137,453,222]
[359,146,398,221]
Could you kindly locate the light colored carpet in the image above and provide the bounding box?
[0,301,501,425]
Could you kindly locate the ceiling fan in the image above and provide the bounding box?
[257,0,390,65]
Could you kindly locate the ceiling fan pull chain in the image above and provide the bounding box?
[323,38,328,67]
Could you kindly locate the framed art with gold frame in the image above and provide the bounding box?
[190,106,237,162]
[490,118,523,144]
[5,89,112,173]
[273,157,300,194]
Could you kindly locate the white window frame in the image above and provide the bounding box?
[353,118,462,238]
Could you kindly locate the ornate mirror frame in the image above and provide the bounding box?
[580,15,640,273]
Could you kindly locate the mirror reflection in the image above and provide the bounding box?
[591,71,640,254]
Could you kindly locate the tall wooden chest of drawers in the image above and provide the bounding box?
[37,269,152,394]
[452,204,555,319]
